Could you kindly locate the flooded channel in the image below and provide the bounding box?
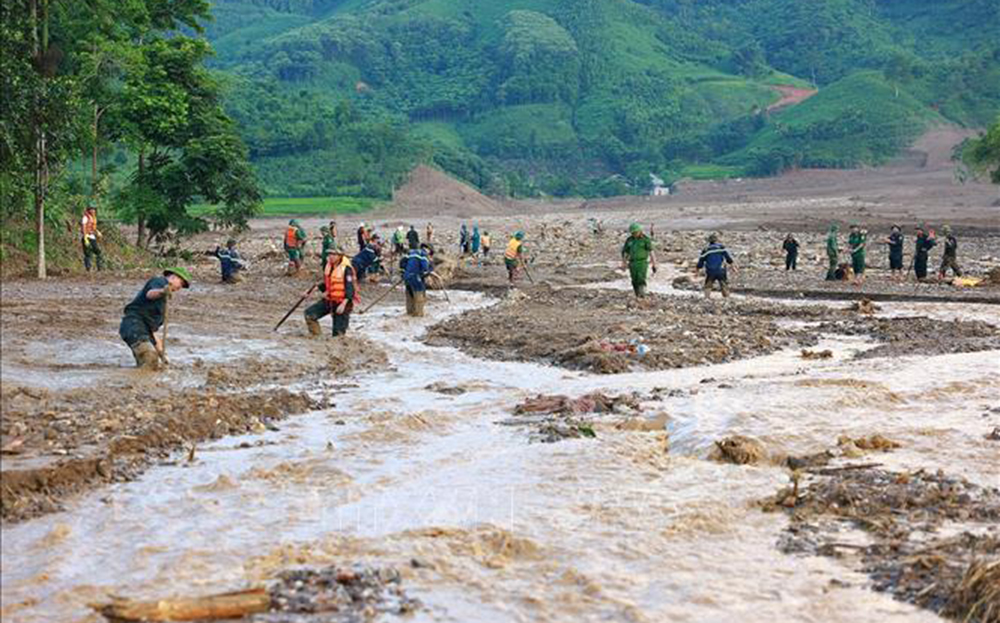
[2,280,997,622]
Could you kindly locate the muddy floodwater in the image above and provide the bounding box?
[2,264,998,623]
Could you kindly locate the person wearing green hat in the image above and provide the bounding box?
[848,224,867,284]
[80,201,104,272]
[320,226,336,270]
[504,231,526,284]
[283,219,307,275]
[938,225,962,279]
[825,224,840,281]
[118,267,191,369]
[621,223,657,297]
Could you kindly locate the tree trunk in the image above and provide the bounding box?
[136,149,146,248]
[92,104,99,195]
[31,0,47,279]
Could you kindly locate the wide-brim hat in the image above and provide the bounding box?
[164,267,192,288]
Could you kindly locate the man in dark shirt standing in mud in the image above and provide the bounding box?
[883,225,904,280]
[119,268,191,370]
[913,226,936,282]
[697,233,735,298]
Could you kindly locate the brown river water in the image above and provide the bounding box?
[2,275,998,622]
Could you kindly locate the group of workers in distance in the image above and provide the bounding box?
[815,222,963,284]
[112,211,972,369]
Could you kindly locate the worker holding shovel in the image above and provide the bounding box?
[304,248,359,337]
[118,267,191,370]
[504,231,527,285]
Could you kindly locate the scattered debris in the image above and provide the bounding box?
[986,427,1000,441]
[850,298,879,315]
[534,421,597,443]
[710,435,766,465]
[761,467,1000,621]
[93,564,419,622]
[837,434,901,452]
[800,349,833,360]
[514,392,641,416]
[424,382,467,396]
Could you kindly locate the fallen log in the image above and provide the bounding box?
[92,588,270,622]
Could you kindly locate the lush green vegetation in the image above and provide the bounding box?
[200,0,999,198]
[190,196,379,217]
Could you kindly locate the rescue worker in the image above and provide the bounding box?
[407,225,420,250]
[471,225,481,255]
[938,225,962,278]
[848,224,867,284]
[697,233,735,298]
[782,233,799,271]
[392,226,406,256]
[481,231,492,258]
[357,222,368,252]
[460,223,470,256]
[913,225,936,281]
[283,219,307,275]
[621,223,657,298]
[400,243,433,317]
[825,224,840,281]
[80,202,103,271]
[118,267,191,369]
[504,231,526,284]
[426,222,434,244]
[320,226,336,269]
[304,248,358,337]
[328,220,338,242]
[352,238,380,283]
[214,238,245,283]
[883,225,904,279]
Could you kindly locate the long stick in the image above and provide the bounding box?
[274,283,317,331]
[159,293,170,366]
[519,257,535,284]
[428,272,451,305]
[360,278,402,314]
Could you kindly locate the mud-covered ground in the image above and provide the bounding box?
[3,147,1000,623]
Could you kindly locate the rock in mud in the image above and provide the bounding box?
[710,435,766,465]
[800,349,833,360]
[837,434,901,452]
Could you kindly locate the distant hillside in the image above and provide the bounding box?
[205,0,1000,198]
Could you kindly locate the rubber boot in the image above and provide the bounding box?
[131,342,162,370]
[413,290,426,317]
[306,317,322,336]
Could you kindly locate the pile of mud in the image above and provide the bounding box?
[427,286,820,373]
[1,386,320,522]
[762,467,1000,622]
[386,165,504,218]
[818,316,1000,359]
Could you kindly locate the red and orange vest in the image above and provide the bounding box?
[82,212,98,238]
[285,225,300,247]
[324,257,359,305]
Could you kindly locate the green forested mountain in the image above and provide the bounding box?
[209,0,999,197]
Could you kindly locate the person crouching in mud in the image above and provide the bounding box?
[119,268,191,370]
[304,248,359,337]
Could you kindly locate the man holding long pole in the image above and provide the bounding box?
[304,248,359,337]
[118,267,191,370]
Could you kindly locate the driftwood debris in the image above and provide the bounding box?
[92,588,270,622]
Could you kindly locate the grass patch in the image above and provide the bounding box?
[190,197,380,218]
[680,164,746,180]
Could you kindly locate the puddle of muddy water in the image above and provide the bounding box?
[2,283,997,623]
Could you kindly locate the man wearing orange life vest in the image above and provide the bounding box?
[283,219,307,275]
[81,202,103,271]
[504,231,526,283]
[303,247,359,337]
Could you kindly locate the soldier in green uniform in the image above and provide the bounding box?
[621,223,657,297]
[825,224,840,281]
[938,225,962,279]
[320,226,335,269]
[848,224,867,284]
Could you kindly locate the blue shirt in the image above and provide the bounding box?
[401,250,432,291]
[352,245,378,272]
[697,243,733,275]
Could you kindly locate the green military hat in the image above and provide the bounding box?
[320,226,330,234]
[163,267,192,288]
[514,231,525,240]
[629,222,642,234]
[942,225,952,234]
